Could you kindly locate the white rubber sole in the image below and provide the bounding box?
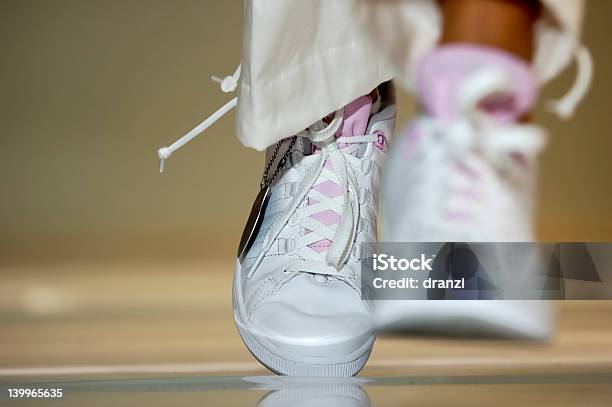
[374,300,553,340]
[233,261,375,376]
[234,317,374,376]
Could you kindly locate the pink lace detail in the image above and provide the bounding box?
[307,95,373,253]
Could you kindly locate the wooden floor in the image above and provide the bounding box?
[1,260,611,406]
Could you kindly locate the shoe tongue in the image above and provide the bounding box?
[338,95,372,137]
[316,95,373,156]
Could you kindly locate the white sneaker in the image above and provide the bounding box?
[377,45,552,340]
[234,91,396,375]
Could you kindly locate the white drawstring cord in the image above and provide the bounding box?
[156,45,591,172]
[156,65,241,173]
[211,65,241,93]
[546,45,593,119]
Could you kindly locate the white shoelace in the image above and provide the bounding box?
[247,110,378,280]
[458,66,547,156]
[422,115,546,173]
[429,65,547,164]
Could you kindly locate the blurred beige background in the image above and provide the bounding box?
[1,0,611,267]
[1,1,612,386]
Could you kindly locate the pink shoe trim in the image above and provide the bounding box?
[416,44,537,123]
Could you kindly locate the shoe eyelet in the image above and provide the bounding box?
[288,212,298,226]
[283,238,297,256]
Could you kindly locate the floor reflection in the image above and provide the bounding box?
[244,376,371,407]
[1,372,611,406]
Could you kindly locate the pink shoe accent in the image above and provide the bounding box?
[416,44,537,123]
[374,132,386,152]
[338,95,372,138]
[314,179,344,198]
[307,95,374,253]
[310,179,343,251]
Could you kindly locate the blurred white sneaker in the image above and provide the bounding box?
[234,91,396,375]
[377,45,552,340]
